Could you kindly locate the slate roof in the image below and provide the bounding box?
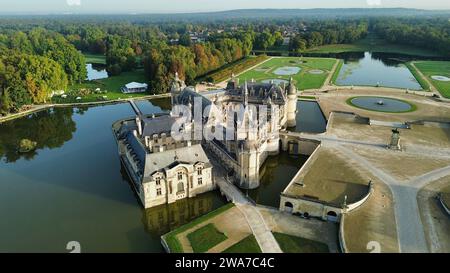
[143,144,210,179]
[141,115,178,137]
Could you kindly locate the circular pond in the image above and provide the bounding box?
[273,66,301,76]
[348,97,415,113]
[262,79,290,85]
[431,75,450,82]
[308,69,324,74]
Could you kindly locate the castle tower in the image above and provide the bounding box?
[238,142,260,189]
[226,73,239,90]
[243,81,249,107]
[286,77,297,128]
[170,72,186,106]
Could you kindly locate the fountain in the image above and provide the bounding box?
[348,96,414,113]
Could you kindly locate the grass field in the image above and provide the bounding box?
[52,69,149,103]
[237,57,337,90]
[83,53,106,64]
[405,62,431,91]
[187,223,228,253]
[273,232,329,253]
[162,203,234,253]
[222,235,262,253]
[200,55,269,83]
[305,34,443,57]
[413,61,450,98]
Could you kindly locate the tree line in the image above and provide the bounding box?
[0,28,85,114]
[145,31,253,93]
[1,16,449,114]
[372,18,450,56]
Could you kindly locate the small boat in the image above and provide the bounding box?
[376,100,384,105]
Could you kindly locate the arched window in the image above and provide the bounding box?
[285,202,293,208]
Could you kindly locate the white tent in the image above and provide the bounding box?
[122,82,148,93]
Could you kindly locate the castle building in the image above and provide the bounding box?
[171,73,298,189]
[114,112,214,209]
[114,73,298,207]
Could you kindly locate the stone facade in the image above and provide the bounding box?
[171,74,298,189]
[115,112,214,209]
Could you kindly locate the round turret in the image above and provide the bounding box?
[288,77,297,95]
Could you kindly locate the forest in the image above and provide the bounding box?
[0,13,449,114]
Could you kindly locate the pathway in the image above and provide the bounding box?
[212,160,282,253]
[283,123,450,253]
[323,59,340,86]
[333,145,450,253]
[0,93,171,124]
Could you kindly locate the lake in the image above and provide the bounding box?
[334,52,423,90]
[0,101,227,253]
[0,97,320,252]
[86,63,109,81]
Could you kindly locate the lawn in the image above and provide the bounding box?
[222,235,262,253]
[162,203,234,253]
[52,69,150,103]
[305,34,443,57]
[237,57,337,90]
[405,62,431,91]
[272,232,329,253]
[413,61,450,98]
[187,223,228,253]
[200,55,269,83]
[83,52,106,64]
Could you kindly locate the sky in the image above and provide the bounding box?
[0,0,449,14]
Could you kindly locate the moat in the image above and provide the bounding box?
[0,97,326,252]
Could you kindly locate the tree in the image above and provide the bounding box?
[179,33,192,47]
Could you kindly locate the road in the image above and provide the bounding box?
[283,128,450,253]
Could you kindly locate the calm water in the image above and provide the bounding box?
[0,101,226,253]
[135,98,172,115]
[350,97,413,112]
[0,97,318,251]
[335,52,423,90]
[289,101,327,134]
[249,152,307,207]
[86,63,109,81]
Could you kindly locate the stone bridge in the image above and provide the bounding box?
[210,157,283,253]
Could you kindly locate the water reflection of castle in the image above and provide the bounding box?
[142,191,216,236]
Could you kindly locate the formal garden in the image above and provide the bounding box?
[237,57,337,90]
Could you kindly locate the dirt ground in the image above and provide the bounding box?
[417,177,450,253]
[285,147,370,206]
[346,145,450,181]
[343,179,399,253]
[315,88,450,123]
